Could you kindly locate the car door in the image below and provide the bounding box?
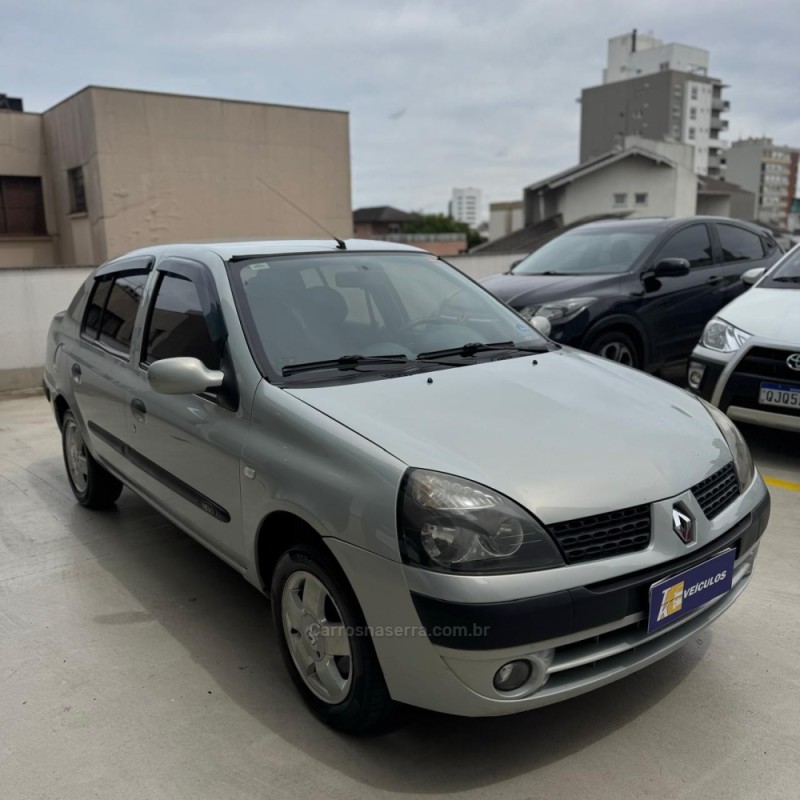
[69,258,153,474]
[711,221,779,309]
[639,222,724,364]
[123,257,246,566]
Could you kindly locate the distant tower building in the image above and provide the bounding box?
[725,138,799,227]
[580,30,730,177]
[450,187,482,227]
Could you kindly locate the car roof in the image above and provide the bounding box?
[574,216,767,234]
[115,238,427,263]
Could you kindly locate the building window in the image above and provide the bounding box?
[0,176,46,236]
[688,127,696,140]
[68,167,87,214]
[635,193,648,206]
[689,107,697,120]
[691,86,698,100]
[613,193,628,207]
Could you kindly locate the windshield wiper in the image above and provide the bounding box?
[282,354,408,377]
[417,341,548,360]
[772,275,800,283]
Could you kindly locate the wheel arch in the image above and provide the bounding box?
[581,315,649,367]
[53,393,70,431]
[254,510,339,596]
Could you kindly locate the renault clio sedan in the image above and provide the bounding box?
[689,242,800,431]
[44,239,770,733]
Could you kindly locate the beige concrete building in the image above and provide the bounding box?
[0,86,352,268]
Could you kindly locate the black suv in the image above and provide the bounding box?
[482,217,782,372]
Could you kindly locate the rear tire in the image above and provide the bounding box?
[271,544,398,734]
[61,410,123,509]
[586,330,641,369]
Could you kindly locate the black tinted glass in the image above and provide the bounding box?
[145,273,220,368]
[97,273,148,354]
[718,224,764,262]
[83,278,113,338]
[659,225,713,268]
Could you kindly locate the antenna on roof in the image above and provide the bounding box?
[255,176,347,249]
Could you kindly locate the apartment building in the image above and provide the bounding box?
[580,31,729,177]
[449,187,482,227]
[0,86,352,269]
[725,138,799,227]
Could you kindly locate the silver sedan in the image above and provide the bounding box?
[44,239,770,732]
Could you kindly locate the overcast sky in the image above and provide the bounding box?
[4,0,799,217]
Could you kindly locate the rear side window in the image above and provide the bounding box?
[82,271,148,355]
[143,273,220,369]
[658,225,714,268]
[718,224,765,262]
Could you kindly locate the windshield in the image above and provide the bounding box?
[763,245,800,287]
[229,252,546,380]
[512,229,658,275]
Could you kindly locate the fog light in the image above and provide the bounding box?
[688,361,706,390]
[493,660,532,692]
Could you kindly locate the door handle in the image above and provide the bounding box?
[706,275,723,286]
[131,398,147,423]
[70,363,82,384]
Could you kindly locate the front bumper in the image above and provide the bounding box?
[690,340,800,432]
[328,484,770,717]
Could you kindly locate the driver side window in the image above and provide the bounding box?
[142,273,221,369]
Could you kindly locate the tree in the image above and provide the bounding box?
[405,213,486,250]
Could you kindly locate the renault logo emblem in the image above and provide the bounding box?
[787,353,800,372]
[672,508,694,544]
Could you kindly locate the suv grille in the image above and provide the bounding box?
[735,347,800,382]
[548,505,651,564]
[691,462,739,519]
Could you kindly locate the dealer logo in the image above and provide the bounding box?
[672,508,694,544]
[786,353,800,372]
[657,580,685,621]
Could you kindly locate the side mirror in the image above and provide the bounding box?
[148,357,224,395]
[742,267,766,286]
[530,315,552,337]
[652,258,691,278]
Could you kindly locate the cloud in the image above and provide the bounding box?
[3,0,799,216]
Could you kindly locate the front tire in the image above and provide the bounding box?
[61,410,123,509]
[586,330,641,369]
[271,545,397,734]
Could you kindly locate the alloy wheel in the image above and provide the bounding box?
[281,571,353,704]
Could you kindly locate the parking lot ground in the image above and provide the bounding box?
[1,394,799,800]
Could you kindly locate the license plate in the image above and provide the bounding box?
[759,382,800,409]
[647,548,735,634]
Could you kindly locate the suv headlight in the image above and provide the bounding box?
[701,318,751,353]
[518,297,597,323]
[398,470,564,573]
[698,399,756,491]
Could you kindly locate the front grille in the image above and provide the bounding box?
[548,505,651,564]
[691,461,739,519]
[735,346,800,381]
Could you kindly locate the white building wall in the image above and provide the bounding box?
[451,187,482,227]
[683,81,713,176]
[558,158,696,226]
[604,33,709,83]
[0,266,92,391]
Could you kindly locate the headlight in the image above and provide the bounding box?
[698,399,756,491]
[518,297,597,323]
[701,318,751,353]
[398,470,564,573]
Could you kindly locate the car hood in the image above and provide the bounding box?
[718,287,800,341]
[286,351,730,525]
[480,272,622,308]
